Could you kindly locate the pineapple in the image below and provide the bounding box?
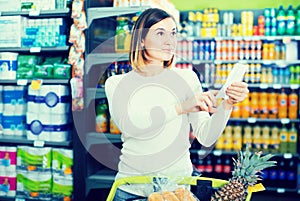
[211,146,277,201]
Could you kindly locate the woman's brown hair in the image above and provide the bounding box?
[129,8,176,71]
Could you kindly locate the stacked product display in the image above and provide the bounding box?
[0,0,78,200]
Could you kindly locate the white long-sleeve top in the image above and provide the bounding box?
[105,67,232,195]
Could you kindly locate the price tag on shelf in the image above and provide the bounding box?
[277,188,285,193]
[280,118,290,124]
[17,79,28,86]
[262,60,272,65]
[15,198,25,201]
[30,79,42,90]
[272,84,281,89]
[283,153,293,159]
[34,140,45,147]
[193,60,200,65]
[247,117,257,123]
[29,10,40,16]
[30,47,41,53]
[282,37,292,44]
[197,150,206,156]
[290,84,299,89]
[259,83,268,89]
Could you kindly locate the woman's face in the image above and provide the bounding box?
[142,17,177,64]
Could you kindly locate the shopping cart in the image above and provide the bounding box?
[107,176,253,201]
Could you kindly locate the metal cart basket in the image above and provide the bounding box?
[107,176,253,201]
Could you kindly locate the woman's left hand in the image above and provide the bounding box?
[225,81,249,105]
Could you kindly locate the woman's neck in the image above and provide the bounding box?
[137,62,165,77]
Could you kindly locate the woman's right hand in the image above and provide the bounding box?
[176,90,218,115]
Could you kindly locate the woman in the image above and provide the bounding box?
[105,8,249,200]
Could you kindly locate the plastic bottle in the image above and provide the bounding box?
[232,124,242,151]
[115,17,131,53]
[231,102,241,118]
[296,6,300,35]
[288,123,298,154]
[270,126,280,153]
[261,125,270,151]
[279,125,288,153]
[259,91,268,119]
[289,65,296,84]
[278,88,288,119]
[250,91,259,118]
[240,95,250,118]
[288,89,298,119]
[286,5,296,35]
[223,124,233,150]
[268,90,278,119]
[252,125,262,151]
[276,5,286,35]
[243,125,253,150]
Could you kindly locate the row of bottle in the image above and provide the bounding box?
[204,63,300,85]
[231,89,298,119]
[180,6,300,38]
[215,123,298,154]
[264,6,300,36]
[191,154,298,189]
[178,39,289,62]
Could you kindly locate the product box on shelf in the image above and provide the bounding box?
[0,171,16,197]
[0,0,20,12]
[0,16,26,48]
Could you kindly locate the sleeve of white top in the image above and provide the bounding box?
[105,76,179,133]
[187,71,232,147]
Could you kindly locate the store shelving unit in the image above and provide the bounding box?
[0,5,75,201]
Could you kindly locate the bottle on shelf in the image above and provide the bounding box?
[243,125,253,150]
[261,125,270,152]
[288,89,298,119]
[287,123,297,154]
[286,158,297,189]
[249,91,259,118]
[286,5,296,35]
[259,91,268,119]
[268,90,278,119]
[279,124,288,153]
[276,5,286,35]
[270,126,280,153]
[115,17,131,53]
[240,95,250,119]
[223,124,233,151]
[252,125,262,151]
[277,88,288,119]
[232,123,242,151]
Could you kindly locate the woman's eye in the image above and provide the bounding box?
[157,32,164,36]
[171,32,177,36]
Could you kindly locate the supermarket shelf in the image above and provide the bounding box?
[85,88,106,108]
[86,132,122,150]
[0,8,70,17]
[192,36,300,41]
[0,135,72,147]
[229,118,300,124]
[87,6,150,26]
[0,79,69,85]
[86,169,117,194]
[214,60,300,65]
[266,187,300,194]
[190,149,299,159]
[0,46,70,52]
[0,196,14,201]
[85,53,128,73]
[207,83,300,90]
